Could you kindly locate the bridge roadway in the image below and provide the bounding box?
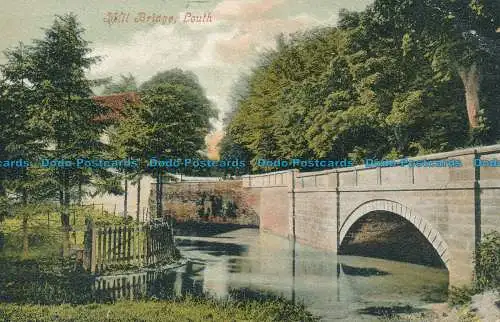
[241,145,500,287]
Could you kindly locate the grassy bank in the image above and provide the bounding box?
[0,205,128,259]
[0,296,319,322]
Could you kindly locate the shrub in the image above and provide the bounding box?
[449,286,475,306]
[473,231,500,292]
[449,231,500,306]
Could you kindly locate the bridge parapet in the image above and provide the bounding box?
[292,144,500,191]
[241,169,297,189]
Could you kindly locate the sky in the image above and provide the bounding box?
[0,0,372,131]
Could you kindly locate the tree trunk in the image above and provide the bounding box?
[21,190,28,258]
[22,216,29,258]
[458,64,480,129]
[59,171,70,229]
[155,171,160,220]
[124,178,128,218]
[60,185,71,257]
[156,171,163,218]
[159,173,163,218]
[78,176,82,206]
[161,174,164,218]
[61,190,70,228]
[136,176,141,223]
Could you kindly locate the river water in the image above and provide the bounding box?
[172,228,448,321]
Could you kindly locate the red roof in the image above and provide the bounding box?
[92,92,141,122]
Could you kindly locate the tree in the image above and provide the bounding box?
[223,73,251,127]
[26,14,111,229]
[140,69,206,93]
[103,74,140,220]
[218,132,251,176]
[115,70,216,218]
[338,7,469,155]
[0,43,54,210]
[102,73,138,95]
[356,0,500,135]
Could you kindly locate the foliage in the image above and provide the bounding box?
[0,43,49,207]
[101,73,141,219]
[113,70,216,217]
[112,69,216,173]
[449,286,475,306]
[218,132,251,175]
[456,305,481,322]
[360,0,500,134]
[102,73,138,95]
[473,231,500,291]
[448,231,500,307]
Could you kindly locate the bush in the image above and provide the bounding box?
[449,231,500,307]
[449,286,475,306]
[473,231,500,292]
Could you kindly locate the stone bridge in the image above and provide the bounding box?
[241,145,500,287]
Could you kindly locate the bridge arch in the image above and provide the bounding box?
[339,199,450,269]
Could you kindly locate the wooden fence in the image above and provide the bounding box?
[83,219,176,273]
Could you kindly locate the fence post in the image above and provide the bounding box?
[85,220,97,273]
[143,225,148,266]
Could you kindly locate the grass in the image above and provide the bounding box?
[0,295,319,322]
[0,206,133,259]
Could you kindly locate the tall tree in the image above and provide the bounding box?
[359,0,500,134]
[0,43,53,208]
[27,14,110,229]
[113,70,216,219]
[103,74,140,220]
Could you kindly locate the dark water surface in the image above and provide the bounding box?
[0,227,448,320]
[173,228,448,321]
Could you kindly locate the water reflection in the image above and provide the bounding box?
[93,262,204,302]
[173,228,448,321]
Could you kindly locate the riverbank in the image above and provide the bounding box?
[0,296,319,322]
[378,292,500,321]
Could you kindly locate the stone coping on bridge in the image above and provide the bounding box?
[241,169,299,178]
[242,144,500,178]
[241,144,500,189]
